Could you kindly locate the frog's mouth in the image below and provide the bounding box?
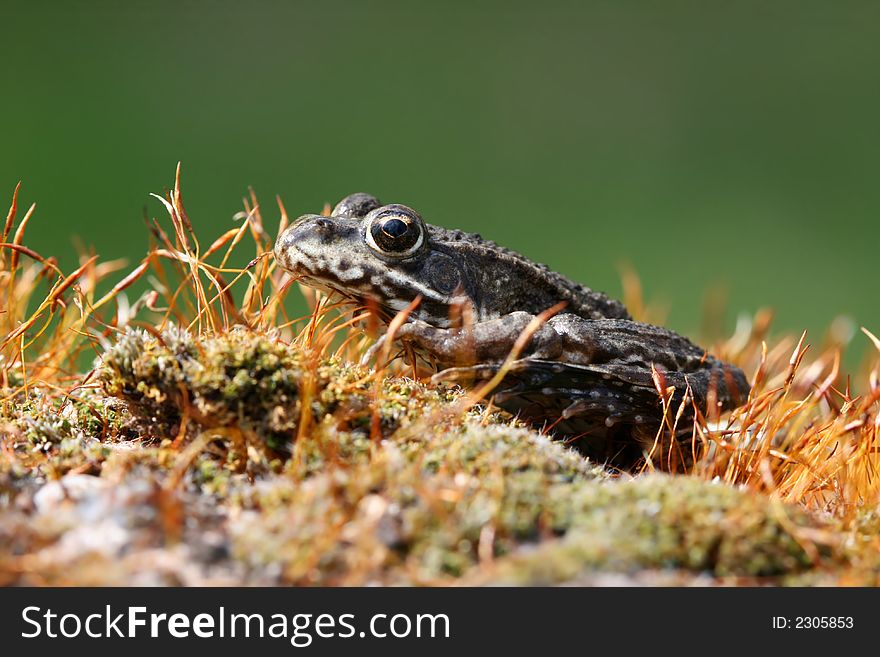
[292,274,399,323]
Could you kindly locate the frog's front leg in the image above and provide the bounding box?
[365,311,578,368]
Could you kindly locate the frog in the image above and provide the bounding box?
[274,193,750,469]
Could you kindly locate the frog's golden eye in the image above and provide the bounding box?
[364,205,426,258]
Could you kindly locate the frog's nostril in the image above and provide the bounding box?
[287,214,335,240]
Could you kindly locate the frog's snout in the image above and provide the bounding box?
[274,214,332,260]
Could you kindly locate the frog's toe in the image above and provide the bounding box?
[360,335,388,367]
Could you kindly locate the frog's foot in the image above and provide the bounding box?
[359,319,473,368]
[359,321,435,368]
[359,334,388,367]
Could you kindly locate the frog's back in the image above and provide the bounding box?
[428,225,631,321]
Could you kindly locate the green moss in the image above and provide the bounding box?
[98,327,465,459]
[489,476,822,584]
[228,426,599,584]
[227,427,823,584]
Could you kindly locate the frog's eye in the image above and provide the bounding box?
[364,205,426,258]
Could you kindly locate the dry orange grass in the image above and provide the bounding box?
[2,165,878,526]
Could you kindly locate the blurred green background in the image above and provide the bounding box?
[3,1,879,355]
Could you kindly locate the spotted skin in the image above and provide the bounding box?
[274,193,749,469]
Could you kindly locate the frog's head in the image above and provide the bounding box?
[274,193,472,326]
